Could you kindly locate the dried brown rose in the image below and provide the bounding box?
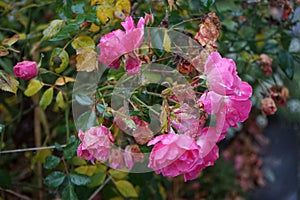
[259,54,273,75]
[194,12,221,47]
[260,97,277,116]
[269,85,289,106]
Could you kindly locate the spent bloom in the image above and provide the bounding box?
[98,16,147,75]
[77,126,114,163]
[13,61,38,80]
[259,54,273,75]
[260,97,277,116]
[109,148,125,170]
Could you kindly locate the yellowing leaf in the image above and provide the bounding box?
[167,0,176,12]
[0,70,19,94]
[56,91,65,109]
[2,34,20,46]
[255,33,265,50]
[163,30,171,52]
[40,87,54,110]
[91,0,115,6]
[108,169,128,180]
[75,47,98,72]
[42,20,64,40]
[71,36,95,50]
[55,77,75,86]
[96,5,115,24]
[89,23,101,32]
[0,47,9,57]
[114,180,138,198]
[115,0,131,16]
[24,79,43,96]
[75,165,97,176]
[49,48,69,73]
[32,149,52,164]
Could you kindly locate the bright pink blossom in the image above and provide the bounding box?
[77,126,114,163]
[98,16,146,75]
[199,91,252,136]
[147,134,201,181]
[204,52,252,100]
[13,61,38,80]
[184,127,219,181]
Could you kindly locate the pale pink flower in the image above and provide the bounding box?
[124,145,135,169]
[77,126,114,163]
[204,52,252,100]
[147,134,201,181]
[98,16,146,75]
[260,97,277,116]
[109,149,125,169]
[13,61,38,80]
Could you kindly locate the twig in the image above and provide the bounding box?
[88,176,112,200]
[0,187,31,200]
[0,144,66,154]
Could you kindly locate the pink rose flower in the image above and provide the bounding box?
[204,52,252,100]
[98,16,146,75]
[147,134,201,181]
[77,126,114,163]
[184,127,219,181]
[199,91,252,136]
[13,61,38,80]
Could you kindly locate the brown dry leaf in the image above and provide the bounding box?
[167,0,176,12]
[75,47,98,72]
[55,76,75,86]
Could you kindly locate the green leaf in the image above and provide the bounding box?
[42,20,64,41]
[0,169,12,189]
[96,104,106,115]
[76,110,97,131]
[278,50,294,79]
[56,91,66,109]
[200,0,215,7]
[44,155,61,169]
[44,171,66,188]
[24,79,43,96]
[75,94,94,106]
[115,180,138,198]
[71,2,85,14]
[63,135,80,160]
[70,173,91,186]
[71,36,95,50]
[0,70,19,94]
[87,172,106,187]
[40,87,54,110]
[49,48,69,73]
[62,184,78,200]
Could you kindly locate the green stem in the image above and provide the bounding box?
[131,95,160,116]
[65,102,70,139]
[170,17,201,29]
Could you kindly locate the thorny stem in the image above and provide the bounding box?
[88,176,112,200]
[0,144,67,154]
[170,18,201,29]
[131,95,160,116]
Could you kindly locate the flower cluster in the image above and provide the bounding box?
[77,15,253,182]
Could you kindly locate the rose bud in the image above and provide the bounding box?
[13,61,38,80]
